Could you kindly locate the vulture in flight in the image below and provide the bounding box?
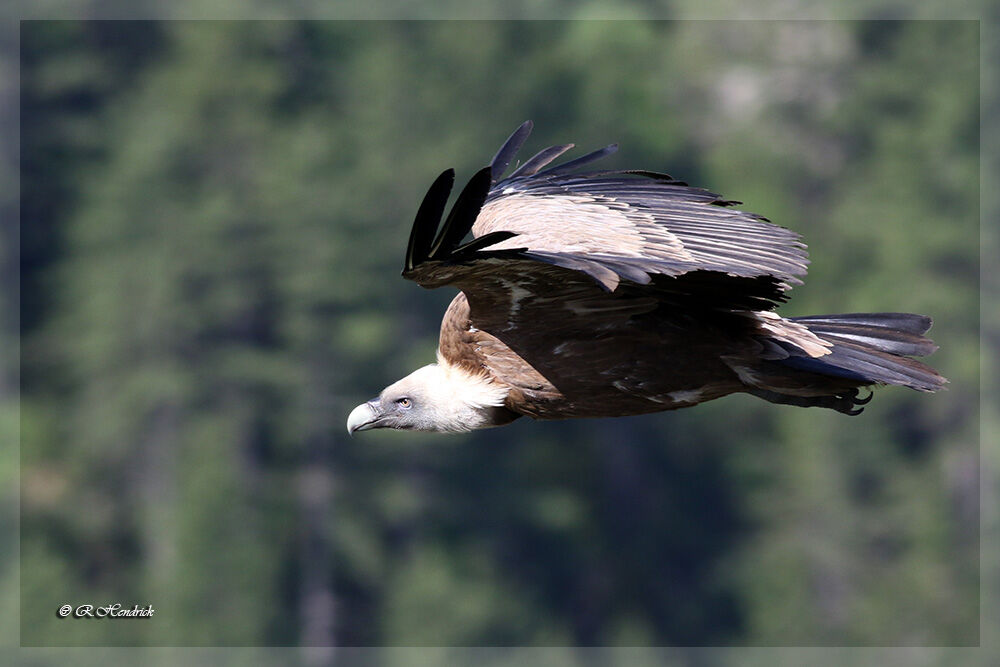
[347,122,945,434]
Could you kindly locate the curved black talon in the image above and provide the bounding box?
[853,390,874,406]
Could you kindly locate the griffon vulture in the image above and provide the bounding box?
[347,122,945,434]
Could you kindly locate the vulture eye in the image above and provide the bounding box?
[397,397,412,409]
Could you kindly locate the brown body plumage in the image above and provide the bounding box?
[347,122,945,435]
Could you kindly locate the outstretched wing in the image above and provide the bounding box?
[473,121,809,292]
[403,122,806,310]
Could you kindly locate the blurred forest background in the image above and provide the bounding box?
[16,20,980,649]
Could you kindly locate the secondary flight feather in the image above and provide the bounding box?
[347,122,945,434]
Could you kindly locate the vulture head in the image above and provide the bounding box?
[346,357,514,434]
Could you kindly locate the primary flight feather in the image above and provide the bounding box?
[347,121,945,434]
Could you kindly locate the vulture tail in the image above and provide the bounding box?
[784,313,945,391]
[741,313,947,415]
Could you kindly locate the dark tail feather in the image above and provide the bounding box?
[784,312,947,393]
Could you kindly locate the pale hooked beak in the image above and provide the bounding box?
[347,399,381,435]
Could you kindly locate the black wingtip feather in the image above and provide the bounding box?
[449,230,521,260]
[405,168,454,272]
[509,143,576,179]
[428,166,493,260]
[536,144,620,177]
[490,121,533,182]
